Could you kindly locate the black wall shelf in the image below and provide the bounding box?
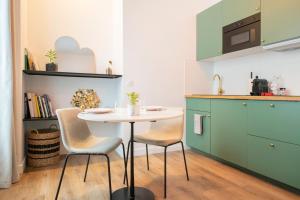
[23,117,58,122]
[23,70,122,79]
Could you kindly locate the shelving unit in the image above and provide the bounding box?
[23,117,58,122]
[23,70,122,79]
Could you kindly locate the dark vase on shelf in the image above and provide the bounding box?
[46,63,58,72]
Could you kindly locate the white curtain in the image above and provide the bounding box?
[0,0,19,188]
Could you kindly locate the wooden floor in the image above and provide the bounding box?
[0,150,299,200]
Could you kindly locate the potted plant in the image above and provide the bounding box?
[127,92,140,116]
[45,49,58,71]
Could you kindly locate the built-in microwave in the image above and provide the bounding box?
[223,13,261,54]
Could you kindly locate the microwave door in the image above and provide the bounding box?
[223,21,260,54]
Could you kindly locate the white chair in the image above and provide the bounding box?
[55,108,127,200]
[125,113,189,198]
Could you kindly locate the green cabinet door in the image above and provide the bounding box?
[261,0,300,45]
[186,110,211,154]
[196,3,222,60]
[248,101,300,146]
[248,135,300,189]
[211,99,248,168]
[222,0,261,26]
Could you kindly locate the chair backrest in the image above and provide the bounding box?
[149,110,184,140]
[56,108,91,152]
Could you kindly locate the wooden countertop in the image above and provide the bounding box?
[185,95,300,102]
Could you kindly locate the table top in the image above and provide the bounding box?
[78,107,183,123]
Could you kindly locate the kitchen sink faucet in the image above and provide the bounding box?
[213,74,224,95]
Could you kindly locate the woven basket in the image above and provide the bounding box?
[27,124,60,167]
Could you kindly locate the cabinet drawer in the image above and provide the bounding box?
[186,98,210,112]
[248,101,300,146]
[248,135,300,189]
[186,110,211,153]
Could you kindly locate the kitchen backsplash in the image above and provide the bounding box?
[213,48,300,96]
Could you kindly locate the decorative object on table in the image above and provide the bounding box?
[45,49,58,71]
[71,89,100,110]
[27,124,60,167]
[127,92,140,116]
[106,60,113,75]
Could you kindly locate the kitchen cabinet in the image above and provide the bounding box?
[196,2,222,61]
[211,99,248,168]
[186,98,210,112]
[186,97,300,189]
[248,101,300,146]
[222,0,261,26]
[186,110,211,154]
[261,0,300,45]
[248,135,300,189]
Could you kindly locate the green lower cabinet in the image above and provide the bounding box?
[248,100,300,146]
[248,135,300,189]
[186,110,211,154]
[211,99,248,168]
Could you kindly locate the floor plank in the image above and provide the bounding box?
[0,151,299,200]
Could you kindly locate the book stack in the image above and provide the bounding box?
[24,93,55,119]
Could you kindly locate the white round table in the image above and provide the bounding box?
[78,108,183,200]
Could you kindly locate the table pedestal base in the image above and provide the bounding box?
[112,187,155,200]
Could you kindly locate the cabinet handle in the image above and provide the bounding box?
[206,115,211,118]
[270,104,275,108]
[269,143,275,148]
[242,102,247,106]
[261,39,265,43]
[255,7,260,11]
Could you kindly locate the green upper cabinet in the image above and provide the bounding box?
[211,99,248,168]
[196,3,222,61]
[222,0,261,26]
[261,0,300,45]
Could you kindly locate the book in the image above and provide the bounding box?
[24,93,30,118]
[27,93,35,118]
[34,95,40,118]
[24,49,30,71]
[43,95,51,117]
[46,95,55,117]
[41,96,49,118]
[37,96,45,118]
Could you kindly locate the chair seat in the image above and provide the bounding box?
[134,132,181,147]
[69,136,122,154]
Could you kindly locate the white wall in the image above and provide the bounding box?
[27,0,122,74]
[122,0,219,153]
[213,49,300,95]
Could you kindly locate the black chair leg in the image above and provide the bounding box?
[164,147,167,199]
[55,154,70,200]
[146,144,150,171]
[121,143,129,186]
[123,140,131,184]
[83,154,91,182]
[180,141,189,181]
[104,155,112,200]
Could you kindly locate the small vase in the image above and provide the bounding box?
[46,63,58,71]
[127,104,140,116]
